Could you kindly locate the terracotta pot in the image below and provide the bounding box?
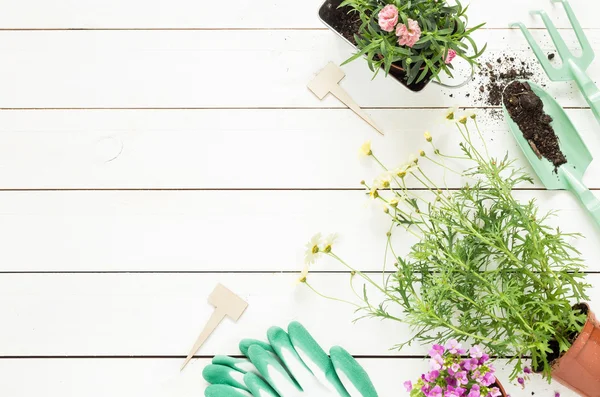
[551,303,600,397]
[494,379,509,397]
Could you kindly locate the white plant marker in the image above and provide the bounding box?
[181,284,248,371]
[308,62,383,135]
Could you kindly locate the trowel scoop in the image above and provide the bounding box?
[502,80,600,227]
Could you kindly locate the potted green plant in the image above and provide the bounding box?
[300,110,599,394]
[318,0,486,91]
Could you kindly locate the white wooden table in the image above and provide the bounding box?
[0,1,597,396]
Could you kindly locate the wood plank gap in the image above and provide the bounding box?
[0,106,593,111]
[0,27,591,32]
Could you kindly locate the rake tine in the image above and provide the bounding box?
[530,10,572,60]
[551,0,594,64]
[509,22,560,80]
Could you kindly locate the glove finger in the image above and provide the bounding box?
[244,372,280,397]
[212,356,260,375]
[205,384,253,397]
[247,344,302,396]
[203,364,248,391]
[287,321,349,397]
[267,326,317,391]
[239,339,274,356]
[330,346,378,397]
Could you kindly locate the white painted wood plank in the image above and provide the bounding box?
[0,273,598,358]
[0,0,594,29]
[0,29,596,108]
[0,190,598,272]
[1,109,599,189]
[0,358,577,397]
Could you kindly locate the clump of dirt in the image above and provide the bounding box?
[503,81,567,170]
[319,0,361,45]
[474,55,536,106]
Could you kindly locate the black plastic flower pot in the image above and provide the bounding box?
[318,0,433,92]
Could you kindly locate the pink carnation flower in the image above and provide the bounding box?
[444,49,457,64]
[396,18,421,48]
[378,4,398,33]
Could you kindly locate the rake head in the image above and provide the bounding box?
[510,0,594,81]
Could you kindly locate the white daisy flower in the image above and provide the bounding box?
[358,141,372,158]
[304,233,322,265]
[444,107,456,123]
[296,264,310,285]
[373,172,392,189]
[322,233,338,253]
[408,153,419,165]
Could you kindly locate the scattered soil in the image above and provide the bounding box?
[319,0,361,45]
[548,53,556,61]
[474,54,536,106]
[503,81,567,170]
[533,303,588,372]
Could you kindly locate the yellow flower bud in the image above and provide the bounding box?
[424,131,433,142]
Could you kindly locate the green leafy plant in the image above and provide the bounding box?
[340,0,486,85]
[301,110,589,381]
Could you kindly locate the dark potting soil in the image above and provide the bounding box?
[533,303,588,372]
[503,81,567,170]
[319,0,361,45]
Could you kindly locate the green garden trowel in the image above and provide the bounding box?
[511,0,600,125]
[502,80,600,228]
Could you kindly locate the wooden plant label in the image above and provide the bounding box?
[308,62,383,135]
[180,284,248,371]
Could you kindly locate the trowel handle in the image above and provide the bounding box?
[569,61,600,125]
[561,169,600,228]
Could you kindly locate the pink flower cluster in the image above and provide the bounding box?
[377,4,421,48]
[405,341,502,397]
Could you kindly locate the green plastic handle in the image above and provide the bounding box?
[569,60,600,125]
[560,168,600,228]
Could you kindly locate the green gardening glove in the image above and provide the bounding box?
[203,321,378,397]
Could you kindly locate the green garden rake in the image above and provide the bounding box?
[510,0,600,124]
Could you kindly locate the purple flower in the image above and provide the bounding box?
[450,363,461,374]
[430,354,444,371]
[456,371,469,385]
[469,345,483,358]
[524,366,532,374]
[467,384,481,397]
[429,344,445,357]
[488,387,502,397]
[479,353,490,365]
[446,376,458,388]
[462,358,479,371]
[455,386,466,396]
[446,339,464,355]
[429,385,443,397]
[554,392,560,397]
[403,380,412,392]
[517,377,525,386]
[481,372,496,387]
[421,385,431,395]
[424,370,440,383]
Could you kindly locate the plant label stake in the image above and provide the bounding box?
[308,62,383,135]
[180,284,248,371]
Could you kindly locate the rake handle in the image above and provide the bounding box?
[569,60,600,125]
[560,168,600,229]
